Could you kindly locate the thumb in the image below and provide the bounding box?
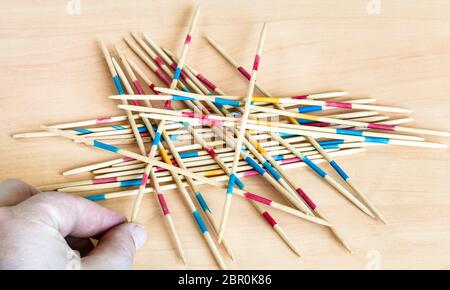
[81,222,147,270]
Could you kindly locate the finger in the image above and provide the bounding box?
[66,236,95,257]
[81,223,147,270]
[0,179,38,207]
[11,191,126,238]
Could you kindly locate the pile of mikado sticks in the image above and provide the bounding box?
[13,6,450,269]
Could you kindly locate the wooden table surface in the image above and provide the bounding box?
[1,0,449,269]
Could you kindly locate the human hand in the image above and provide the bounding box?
[0,179,147,270]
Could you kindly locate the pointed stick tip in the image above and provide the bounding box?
[205,35,215,44]
[292,247,302,257]
[114,45,124,58]
[345,245,353,253]
[98,38,106,48]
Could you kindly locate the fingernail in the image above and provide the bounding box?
[130,223,147,250]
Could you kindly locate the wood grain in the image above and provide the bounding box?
[0,0,449,269]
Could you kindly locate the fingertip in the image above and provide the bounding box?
[81,222,147,269]
[0,178,37,206]
[129,223,147,250]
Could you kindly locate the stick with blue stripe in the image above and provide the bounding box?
[99,41,147,156]
[145,43,229,115]
[113,59,188,263]
[158,50,364,229]
[205,42,374,219]
[208,34,450,227]
[130,10,225,267]
[42,126,332,229]
[250,104,450,139]
[166,54,231,113]
[209,123,321,220]
[164,6,200,109]
[111,92,241,108]
[160,46,303,256]
[126,98,423,143]
[12,124,143,139]
[274,131,374,218]
[142,27,322,246]
[150,70,313,214]
[132,28,310,249]
[266,132,354,251]
[140,118,228,269]
[237,134,312,214]
[310,138,389,225]
[141,118,235,261]
[296,98,376,114]
[190,124,301,257]
[142,33,231,114]
[111,57,167,223]
[217,24,267,243]
[140,33,193,93]
[208,40,389,225]
[133,26,244,257]
[127,5,201,225]
[160,48,224,95]
[102,42,165,224]
[227,107,315,214]
[223,66,376,219]
[185,122,301,256]
[266,127,376,222]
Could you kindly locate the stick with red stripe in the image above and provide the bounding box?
[159,43,364,248]
[127,33,278,253]
[218,23,267,243]
[116,48,154,97]
[146,42,303,255]
[186,123,301,256]
[114,54,187,263]
[111,56,157,221]
[160,58,353,251]
[140,119,228,269]
[143,36,226,116]
[42,126,332,228]
[128,5,201,224]
[252,203,302,256]
[164,5,200,108]
[115,46,144,106]
[251,96,411,114]
[118,100,421,142]
[124,32,306,247]
[99,41,148,162]
[124,37,172,87]
[146,160,187,264]
[131,33,191,93]
[206,37,348,100]
[128,63,236,260]
[206,39,391,226]
[126,57,160,95]
[142,117,236,261]
[182,61,227,96]
[163,46,348,105]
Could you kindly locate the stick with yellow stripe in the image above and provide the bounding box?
[205,39,394,225]
[41,126,332,229]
